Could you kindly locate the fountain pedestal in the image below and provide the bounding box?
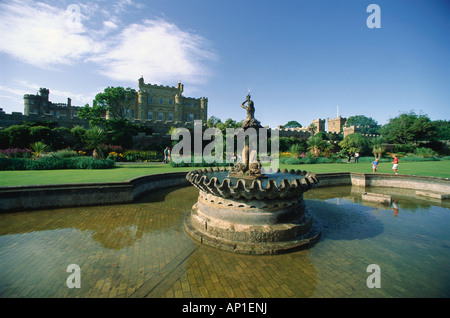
[184,168,321,255]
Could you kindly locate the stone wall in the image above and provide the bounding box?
[1,172,448,212]
[0,172,189,212]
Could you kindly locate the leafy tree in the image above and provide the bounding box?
[345,115,378,127]
[206,116,222,128]
[434,120,450,140]
[307,133,329,158]
[380,112,436,146]
[94,87,138,120]
[345,115,380,135]
[282,121,302,129]
[78,103,106,127]
[339,133,370,155]
[371,136,385,160]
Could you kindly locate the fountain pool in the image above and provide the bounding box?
[0,184,449,298]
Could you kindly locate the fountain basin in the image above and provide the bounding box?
[184,168,321,254]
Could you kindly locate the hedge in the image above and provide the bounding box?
[0,156,115,170]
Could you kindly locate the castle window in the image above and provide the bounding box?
[189,113,194,122]
[159,98,164,104]
[148,97,153,103]
[169,99,173,105]
[131,110,135,118]
[148,111,153,120]
[190,102,194,107]
[168,112,173,121]
[158,112,163,121]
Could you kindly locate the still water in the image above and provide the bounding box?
[0,185,449,298]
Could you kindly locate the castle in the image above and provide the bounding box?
[1,78,378,139]
[0,77,208,134]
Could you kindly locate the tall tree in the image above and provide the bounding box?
[282,120,302,129]
[338,133,370,155]
[93,87,138,120]
[345,115,380,135]
[380,112,436,145]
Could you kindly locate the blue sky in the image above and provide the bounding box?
[0,0,449,129]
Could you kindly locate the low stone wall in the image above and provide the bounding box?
[0,172,189,212]
[0,172,448,212]
[317,172,450,194]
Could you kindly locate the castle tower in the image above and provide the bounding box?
[200,97,208,122]
[311,118,325,134]
[327,115,347,134]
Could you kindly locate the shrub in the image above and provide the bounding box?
[67,157,115,169]
[0,156,115,170]
[30,141,50,158]
[52,149,79,158]
[0,148,32,158]
[413,147,438,158]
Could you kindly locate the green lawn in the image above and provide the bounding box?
[0,160,448,187]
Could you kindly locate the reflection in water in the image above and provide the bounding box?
[0,185,449,298]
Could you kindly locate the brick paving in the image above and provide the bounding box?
[0,185,449,298]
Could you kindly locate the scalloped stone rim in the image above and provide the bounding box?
[186,167,320,200]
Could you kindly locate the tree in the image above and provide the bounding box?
[380,112,436,146]
[84,127,106,157]
[78,103,106,127]
[307,133,329,158]
[90,87,138,121]
[282,121,302,129]
[434,120,450,140]
[339,133,370,155]
[345,115,380,135]
[371,136,385,160]
[206,116,222,128]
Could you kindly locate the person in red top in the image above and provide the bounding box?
[392,154,399,174]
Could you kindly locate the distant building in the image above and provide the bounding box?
[24,88,83,119]
[136,76,208,123]
[327,115,347,134]
[4,78,208,134]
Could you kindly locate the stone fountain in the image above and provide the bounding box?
[184,94,321,254]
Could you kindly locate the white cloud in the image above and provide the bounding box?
[0,80,95,107]
[103,20,118,29]
[0,0,216,85]
[91,19,216,84]
[0,0,101,67]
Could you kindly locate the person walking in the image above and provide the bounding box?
[163,146,171,164]
[372,158,379,173]
[354,152,360,163]
[392,154,399,174]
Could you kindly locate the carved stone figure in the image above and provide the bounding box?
[241,94,262,129]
